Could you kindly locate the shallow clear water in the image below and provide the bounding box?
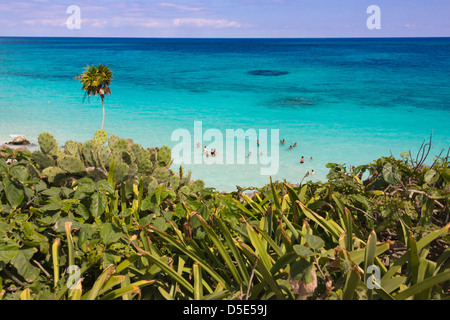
[0,37,449,191]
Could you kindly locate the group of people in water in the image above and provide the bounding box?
[196,139,316,176]
[201,145,218,157]
[283,140,315,175]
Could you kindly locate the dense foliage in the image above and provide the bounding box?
[0,131,448,300]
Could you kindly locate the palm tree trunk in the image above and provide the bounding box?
[101,97,105,130]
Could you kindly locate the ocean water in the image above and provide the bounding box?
[0,37,449,191]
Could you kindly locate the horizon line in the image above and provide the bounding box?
[1,35,450,40]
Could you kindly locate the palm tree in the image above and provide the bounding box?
[77,64,113,130]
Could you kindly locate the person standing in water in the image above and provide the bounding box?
[300,156,305,164]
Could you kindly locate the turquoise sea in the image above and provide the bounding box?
[0,37,449,191]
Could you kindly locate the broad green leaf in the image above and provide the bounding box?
[0,239,19,262]
[10,247,40,282]
[9,165,28,182]
[100,223,121,245]
[424,169,437,184]
[3,178,24,209]
[153,217,170,232]
[90,192,107,218]
[304,234,325,250]
[290,259,314,283]
[382,162,399,185]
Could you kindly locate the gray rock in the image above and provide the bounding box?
[9,135,31,145]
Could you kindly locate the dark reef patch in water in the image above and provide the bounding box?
[270,96,319,108]
[247,70,290,76]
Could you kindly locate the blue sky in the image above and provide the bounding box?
[0,0,449,38]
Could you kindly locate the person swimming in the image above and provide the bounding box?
[300,156,305,164]
[289,145,293,150]
[311,170,315,175]
[293,142,297,147]
[280,139,285,144]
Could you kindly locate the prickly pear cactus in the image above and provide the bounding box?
[111,138,129,152]
[81,140,97,167]
[108,134,119,149]
[152,167,169,183]
[138,159,153,175]
[157,146,172,167]
[136,149,150,165]
[181,170,192,186]
[64,140,80,156]
[58,155,86,174]
[38,132,59,156]
[178,185,191,202]
[130,144,142,160]
[31,151,55,169]
[122,151,132,165]
[96,145,112,168]
[169,174,180,190]
[113,162,129,185]
[42,166,66,184]
[190,180,205,193]
[94,129,108,146]
[147,177,159,194]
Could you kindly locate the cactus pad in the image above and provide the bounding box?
[113,162,129,184]
[190,180,205,193]
[64,140,80,156]
[122,151,132,165]
[42,166,66,184]
[38,132,59,155]
[169,174,180,190]
[81,140,97,167]
[147,177,159,194]
[157,146,172,167]
[152,167,169,183]
[111,138,129,152]
[108,134,119,148]
[94,129,108,146]
[178,185,191,202]
[31,150,55,169]
[58,155,86,174]
[138,159,153,175]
